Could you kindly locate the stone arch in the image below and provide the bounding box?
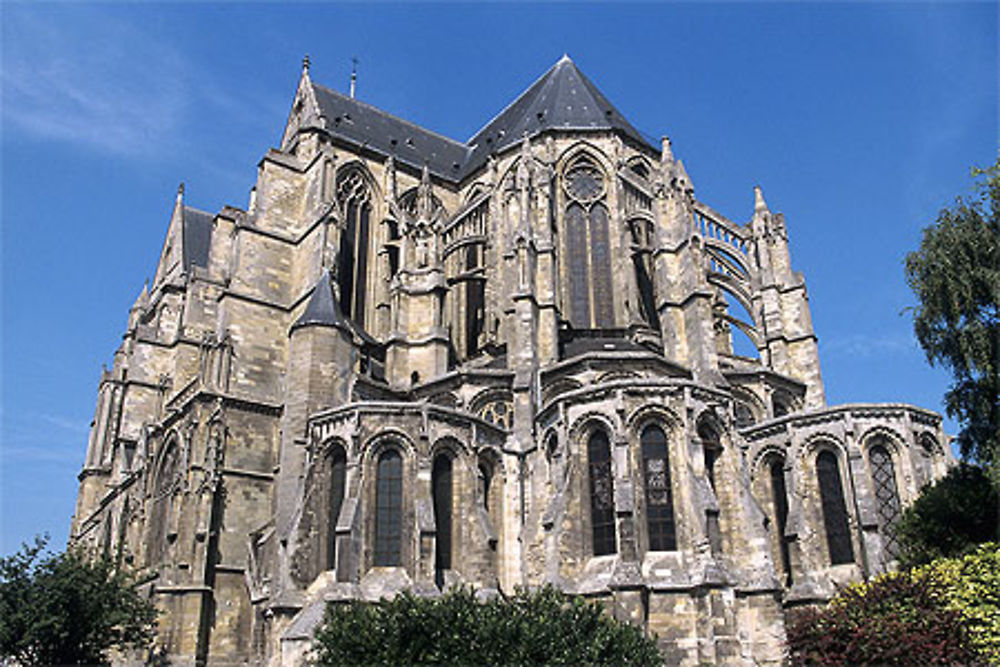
[625,403,683,434]
[360,429,417,463]
[541,378,582,404]
[595,369,641,384]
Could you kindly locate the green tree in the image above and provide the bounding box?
[0,535,158,666]
[905,159,1000,483]
[894,463,998,567]
[311,585,662,666]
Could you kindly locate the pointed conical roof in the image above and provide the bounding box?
[291,272,350,333]
[467,55,653,164]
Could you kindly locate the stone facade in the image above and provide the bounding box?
[70,56,951,665]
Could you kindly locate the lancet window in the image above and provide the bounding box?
[630,219,658,330]
[432,453,453,572]
[563,157,614,329]
[326,446,347,570]
[374,449,403,566]
[587,429,616,556]
[641,425,676,551]
[816,450,854,565]
[767,456,793,585]
[336,168,373,328]
[699,422,723,555]
[867,440,902,558]
[148,439,179,565]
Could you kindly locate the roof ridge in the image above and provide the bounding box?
[311,82,470,150]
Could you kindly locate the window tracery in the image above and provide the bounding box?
[479,400,512,430]
[563,157,614,329]
[336,168,373,328]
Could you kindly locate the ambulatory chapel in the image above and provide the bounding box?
[70,56,952,665]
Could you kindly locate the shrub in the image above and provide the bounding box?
[894,463,998,567]
[311,585,662,666]
[916,543,1000,663]
[0,536,158,666]
[786,571,975,665]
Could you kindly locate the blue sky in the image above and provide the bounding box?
[1,3,996,555]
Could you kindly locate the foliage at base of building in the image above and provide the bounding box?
[311,586,662,666]
[0,536,158,666]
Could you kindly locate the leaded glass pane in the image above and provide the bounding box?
[869,444,902,557]
[589,204,614,328]
[566,203,591,327]
[432,454,453,570]
[642,425,676,551]
[588,431,616,556]
[338,200,357,317]
[353,203,370,327]
[769,457,792,585]
[374,450,403,566]
[327,448,346,569]
[817,451,854,565]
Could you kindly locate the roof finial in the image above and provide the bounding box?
[661,136,674,162]
[350,56,358,99]
[754,185,769,215]
[176,182,185,205]
[559,53,571,64]
[302,54,311,74]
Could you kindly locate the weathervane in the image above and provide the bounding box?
[350,56,359,98]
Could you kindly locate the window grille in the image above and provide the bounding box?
[374,449,403,566]
[817,451,854,565]
[587,430,616,556]
[868,443,902,557]
[641,425,676,551]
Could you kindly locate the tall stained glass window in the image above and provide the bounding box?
[336,168,372,328]
[374,449,403,566]
[768,456,792,584]
[563,157,614,329]
[432,454,453,571]
[588,430,616,556]
[817,450,854,565]
[327,446,347,570]
[868,442,902,557]
[641,425,676,551]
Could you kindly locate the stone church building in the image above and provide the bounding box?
[70,56,950,665]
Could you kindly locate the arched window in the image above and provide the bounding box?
[148,440,179,565]
[326,446,347,570]
[630,219,659,330]
[374,449,403,566]
[817,450,854,565]
[641,425,676,551]
[432,453,453,572]
[768,456,793,585]
[699,422,723,555]
[587,430,616,556]
[464,245,485,358]
[336,169,372,328]
[563,157,614,329]
[868,442,902,558]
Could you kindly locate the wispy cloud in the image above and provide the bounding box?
[821,332,920,359]
[2,7,188,159]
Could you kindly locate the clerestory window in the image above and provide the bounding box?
[336,168,373,328]
[564,157,614,329]
[817,450,854,565]
[374,449,403,566]
[587,429,616,556]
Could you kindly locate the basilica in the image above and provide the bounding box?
[70,56,951,665]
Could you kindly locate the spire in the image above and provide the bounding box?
[754,185,769,215]
[674,159,693,195]
[350,56,358,99]
[661,136,674,163]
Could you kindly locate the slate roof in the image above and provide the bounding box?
[291,271,350,333]
[465,55,653,172]
[311,83,471,182]
[182,206,214,270]
[309,56,653,184]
